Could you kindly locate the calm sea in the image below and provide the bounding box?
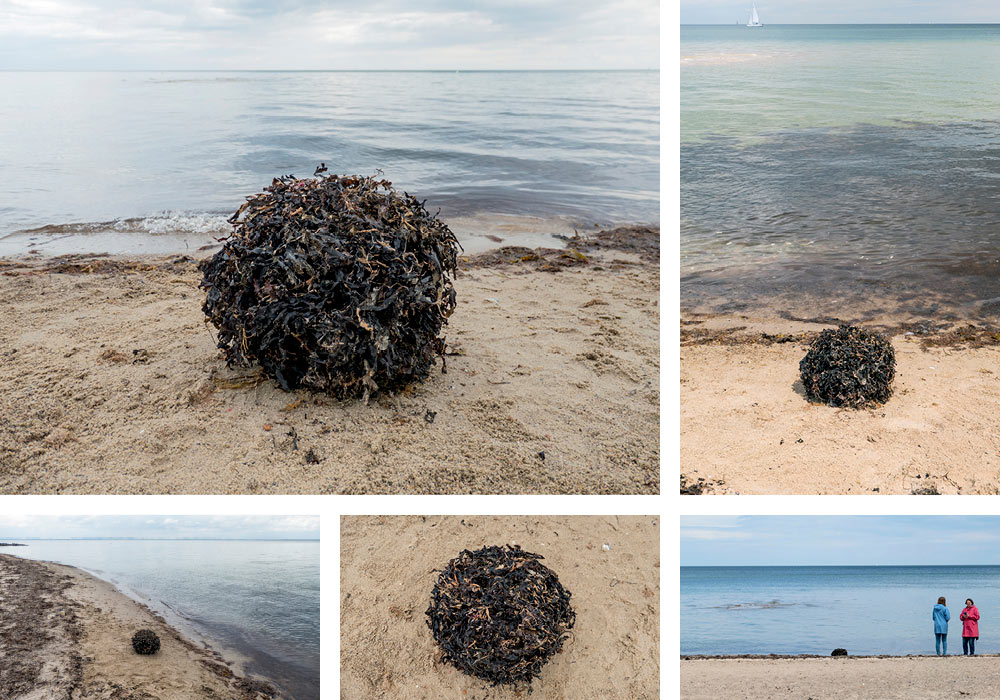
[9,540,319,700]
[682,565,1000,656]
[681,25,1000,318]
[0,70,658,256]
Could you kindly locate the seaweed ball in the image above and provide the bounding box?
[132,628,161,655]
[799,325,895,408]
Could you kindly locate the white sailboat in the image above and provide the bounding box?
[746,2,763,27]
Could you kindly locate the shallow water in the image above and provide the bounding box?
[0,71,659,256]
[681,25,1000,317]
[11,540,319,700]
[682,565,1000,656]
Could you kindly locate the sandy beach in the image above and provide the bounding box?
[340,515,660,700]
[0,227,658,494]
[0,552,283,700]
[682,655,1000,699]
[681,312,1000,495]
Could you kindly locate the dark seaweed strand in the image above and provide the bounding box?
[426,545,576,687]
[199,172,460,400]
[799,324,896,408]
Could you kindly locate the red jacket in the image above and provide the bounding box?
[961,606,980,638]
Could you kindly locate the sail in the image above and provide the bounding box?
[750,5,759,24]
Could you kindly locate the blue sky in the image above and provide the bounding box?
[0,515,320,540]
[681,516,1000,566]
[680,1,1000,24]
[0,0,659,70]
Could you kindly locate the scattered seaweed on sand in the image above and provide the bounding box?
[680,324,806,347]
[0,555,83,698]
[680,473,726,495]
[557,225,660,263]
[679,316,1000,351]
[199,171,460,400]
[799,325,895,408]
[426,544,575,687]
[462,245,590,272]
[131,629,161,655]
[461,225,659,273]
[915,323,1000,350]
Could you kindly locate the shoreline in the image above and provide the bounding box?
[681,655,1000,700]
[682,653,1000,659]
[0,212,660,259]
[0,227,658,495]
[681,311,1000,495]
[0,552,288,700]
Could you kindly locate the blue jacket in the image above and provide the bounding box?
[933,604,951,634]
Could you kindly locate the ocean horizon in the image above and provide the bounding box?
[682,565,1000,656]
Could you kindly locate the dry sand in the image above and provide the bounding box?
[340,515,660,700]
[682,656,1000,699]
[0,553,282,700]
[681,313,1000,494]
[0,233,658,494]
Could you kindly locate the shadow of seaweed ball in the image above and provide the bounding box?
[799,325,895,408]
[426,545,575,687]
[131,629,160,655]
[200,172,460,400]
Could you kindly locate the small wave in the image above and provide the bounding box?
[681,52,762,66]
[14,212,231,238]
[680,51,802,66]
[714,600,814,610]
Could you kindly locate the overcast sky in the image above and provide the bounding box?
[0,0,659,70]
[0,515,319,540]
[682,516,1000,566]
[681,1,1000,24]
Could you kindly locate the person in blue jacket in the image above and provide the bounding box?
[934,596,951,655]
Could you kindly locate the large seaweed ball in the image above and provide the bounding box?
[799,325,895,408]
[425,545,575,687]
[200,172,460,400]
[131,629,160,655]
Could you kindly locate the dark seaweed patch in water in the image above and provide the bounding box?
[681,121,1000,316]
[426,545,575,687]
[799,325,895,408]
[199,171,460,400]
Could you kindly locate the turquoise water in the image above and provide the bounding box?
[681,26,1000,317]
[682,566,1000,656]
[9,540,319,700]
[682,25,1000,142]
[0,71,658,256]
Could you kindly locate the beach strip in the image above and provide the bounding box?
[0,227,658,495]
[0,553,284,700]
[681,313,1000,494]
[682,655,1000,700]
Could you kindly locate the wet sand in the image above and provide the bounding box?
[682,655,1000,699]
[681,313,1000,494]
[0,228,658,494]
[341,515,660,700]
[0,553,283,700]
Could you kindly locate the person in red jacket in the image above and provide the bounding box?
[961,598,980,656]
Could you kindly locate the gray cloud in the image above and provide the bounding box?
[0,514,320,540]
[682,0,1000,24]
[680,0,997,26]
[0,0,659,69]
